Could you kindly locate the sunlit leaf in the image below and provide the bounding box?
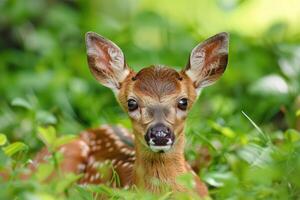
[11,97,33,110]
[25,193,56,200]
[36,110,57,125]
[157,192,173,200]
[203,171,233,187]
[249,74,289,96]
[55,173,82,193]
[285,129,300,142]
[35,162,54,182]
[278,46,300,79]
[209,121,236,138]
[238,144,273,167]
[53,135,76,149]
[3,142,28,157]
[296,109,300,117]
[37,126,56,147]
[0,134,7,146]
[176,172,195,189]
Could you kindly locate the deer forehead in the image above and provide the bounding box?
[127,66,189,99]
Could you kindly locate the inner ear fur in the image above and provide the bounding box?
[184,32,229,90]
[85,32,130,90]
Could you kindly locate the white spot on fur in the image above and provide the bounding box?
[116,160,123,167]
[122,162,131,168]
[108,147,114,152]
[59,147,66,153]
[92,161,102,169]
[111,159,117,165]
[84,173,89,179]
[105,142,111,148]
[90,175,95,182]
[79,140,90,157]
[114,140,123,147]
[77,163,86,171]
[90,140,96,146]
[96,140,102,145]
[87,156,95,166]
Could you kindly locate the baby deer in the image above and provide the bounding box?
[27,32,229,198]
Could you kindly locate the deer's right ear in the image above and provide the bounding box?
[85,32,130,91]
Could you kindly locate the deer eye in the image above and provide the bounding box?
[177,98,188,110]
[127,99,138,111]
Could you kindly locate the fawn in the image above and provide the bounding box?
[23,32,229,198]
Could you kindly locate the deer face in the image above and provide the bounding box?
[86,32,229,153]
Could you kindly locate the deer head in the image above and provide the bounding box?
[85,32,228,154]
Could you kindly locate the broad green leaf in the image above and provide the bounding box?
[0,134,7,146]
[36,110,57,125]
[35,162,54,182]
[53,135,76,149]
[3,142,28,157]
[24,192,56,200]
[0,149,9,167]
[285,129,300,142]
[203,171,233,187]
[55,173,82,193]
[296,109,300,117]
[37,126,56,147]
[237,144,273,167]
[11,97,33,110]
[209,121,236,138]
[249,74,289,96]
[176,172,195,189]
[72,186,94,200]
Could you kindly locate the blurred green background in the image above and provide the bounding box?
[1,0,300,199]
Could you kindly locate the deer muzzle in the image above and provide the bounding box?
[144,123,175,153]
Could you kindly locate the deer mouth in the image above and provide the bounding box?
[144,123,175,153]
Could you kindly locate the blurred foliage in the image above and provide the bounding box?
[0,0,300,199]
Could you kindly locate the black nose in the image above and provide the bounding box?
[145,123,175,146]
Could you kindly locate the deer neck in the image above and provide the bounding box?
[133,130,187,193]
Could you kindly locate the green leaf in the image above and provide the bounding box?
[36,110,57,125]
[285,129,300,142]
[238,144,273,167]
[209,121,236,138]
[37,126,57,147]
[296,109,300,117]
[11,97,33,110]
[55,173,82,193]
[3,142,28,157]
[53,135,76,149]
[249,74,289,96]
[0,134,7,146]
[158,192,173,200]
[35,162,54,182]
[203,171,233,187]
[24,193,56,200]
[176,172,195,189]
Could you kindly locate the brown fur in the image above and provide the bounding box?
[133,66,181,98]
[115,66,208,197]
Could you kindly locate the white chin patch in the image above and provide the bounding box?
[149,145,172,153]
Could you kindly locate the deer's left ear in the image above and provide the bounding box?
[183,32,229,91]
